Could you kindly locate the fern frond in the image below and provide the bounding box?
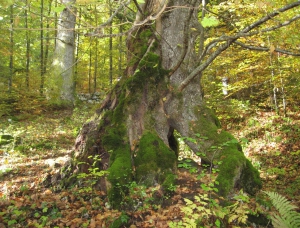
[264,191,300,228]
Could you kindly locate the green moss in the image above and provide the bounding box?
[124,51,169,112]
[215,145,246,196]
[240,159,262,195]
[191,105,261,196]
[215,141,261,196]
[140,29,152,40]
[193,106,222,139]
[98,89,134,207]
[134,132,177,187]
[108,148,132,185]
[102,127,125,152]
[127,28,155,67]
[107,146,132,208]
[162,173,177,193]
[101,92,127,152]
[109,218,123,228]
[112,93,126,124]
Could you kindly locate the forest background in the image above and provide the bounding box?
[0,0,299,114]
[0,0,300,227]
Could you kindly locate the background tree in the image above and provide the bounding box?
[8,5,14,94]
[47,0,76,104]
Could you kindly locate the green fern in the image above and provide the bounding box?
[264,191,300,228]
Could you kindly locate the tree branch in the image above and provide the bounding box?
[260,14,300,33]
[132,0,144,15]
[86,0,169,38]
[234,41,300,56]
[178,1,300,92]
[85,0,131,37]
[198,13,300,63]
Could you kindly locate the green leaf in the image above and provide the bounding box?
[8,220,17,226]
[53,6,65,13]
[195,133,201,137]
[215,219,221,228]
[201,16,220,28]
[201,183,210,191]
[0,0,14,8]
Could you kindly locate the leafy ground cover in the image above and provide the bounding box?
[0,104,299,227]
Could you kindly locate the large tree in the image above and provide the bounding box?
[47,0,300,207]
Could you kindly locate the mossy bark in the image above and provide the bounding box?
[47,0,261,208]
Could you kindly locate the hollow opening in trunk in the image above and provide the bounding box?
[167,128,201,165]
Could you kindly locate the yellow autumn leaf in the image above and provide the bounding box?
[270,44,275,53]
[228,214,238,223]
[14,16,20,26]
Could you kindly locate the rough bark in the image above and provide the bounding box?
[47,0,261,208]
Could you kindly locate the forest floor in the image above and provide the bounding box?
[0,103,299,227]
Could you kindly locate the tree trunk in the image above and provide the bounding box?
[40,0,45,95]
[47,0,76,103]
[48,0,261,208]
[93,4,99,94]
[109,5,113,87]
[8,5,14,93]
[43,0,53,83]
[25,0,30,89]
[74,7,81,91]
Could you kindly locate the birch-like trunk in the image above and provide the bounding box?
[48,0,76,103]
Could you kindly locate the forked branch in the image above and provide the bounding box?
[178,1,300,92]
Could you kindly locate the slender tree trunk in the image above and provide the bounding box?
[93,5,98,94]
[47,0,261,208]
[74,7,81,91]
[43,0,53,79]
[40,0,45,95]
[54,0,58,48]
[8,5,14,93]
[48,0,76,103]
[94,38,98,93]
[88,38,92,94]
[109,5,113,87]
[118,24,123,77]
[280,77,286,116]
[25,0,30,89]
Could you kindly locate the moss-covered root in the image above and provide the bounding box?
[107,147,133,208]
[192,105,261,196]
[239,159,262,195]
[134,132,177,188]
[216,146,262,196]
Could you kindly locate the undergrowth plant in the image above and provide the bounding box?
[264,191,300,228]
[169,136,260,227]
[169,183,254,227]
[120,181,164,212]
[76,155,109,194]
